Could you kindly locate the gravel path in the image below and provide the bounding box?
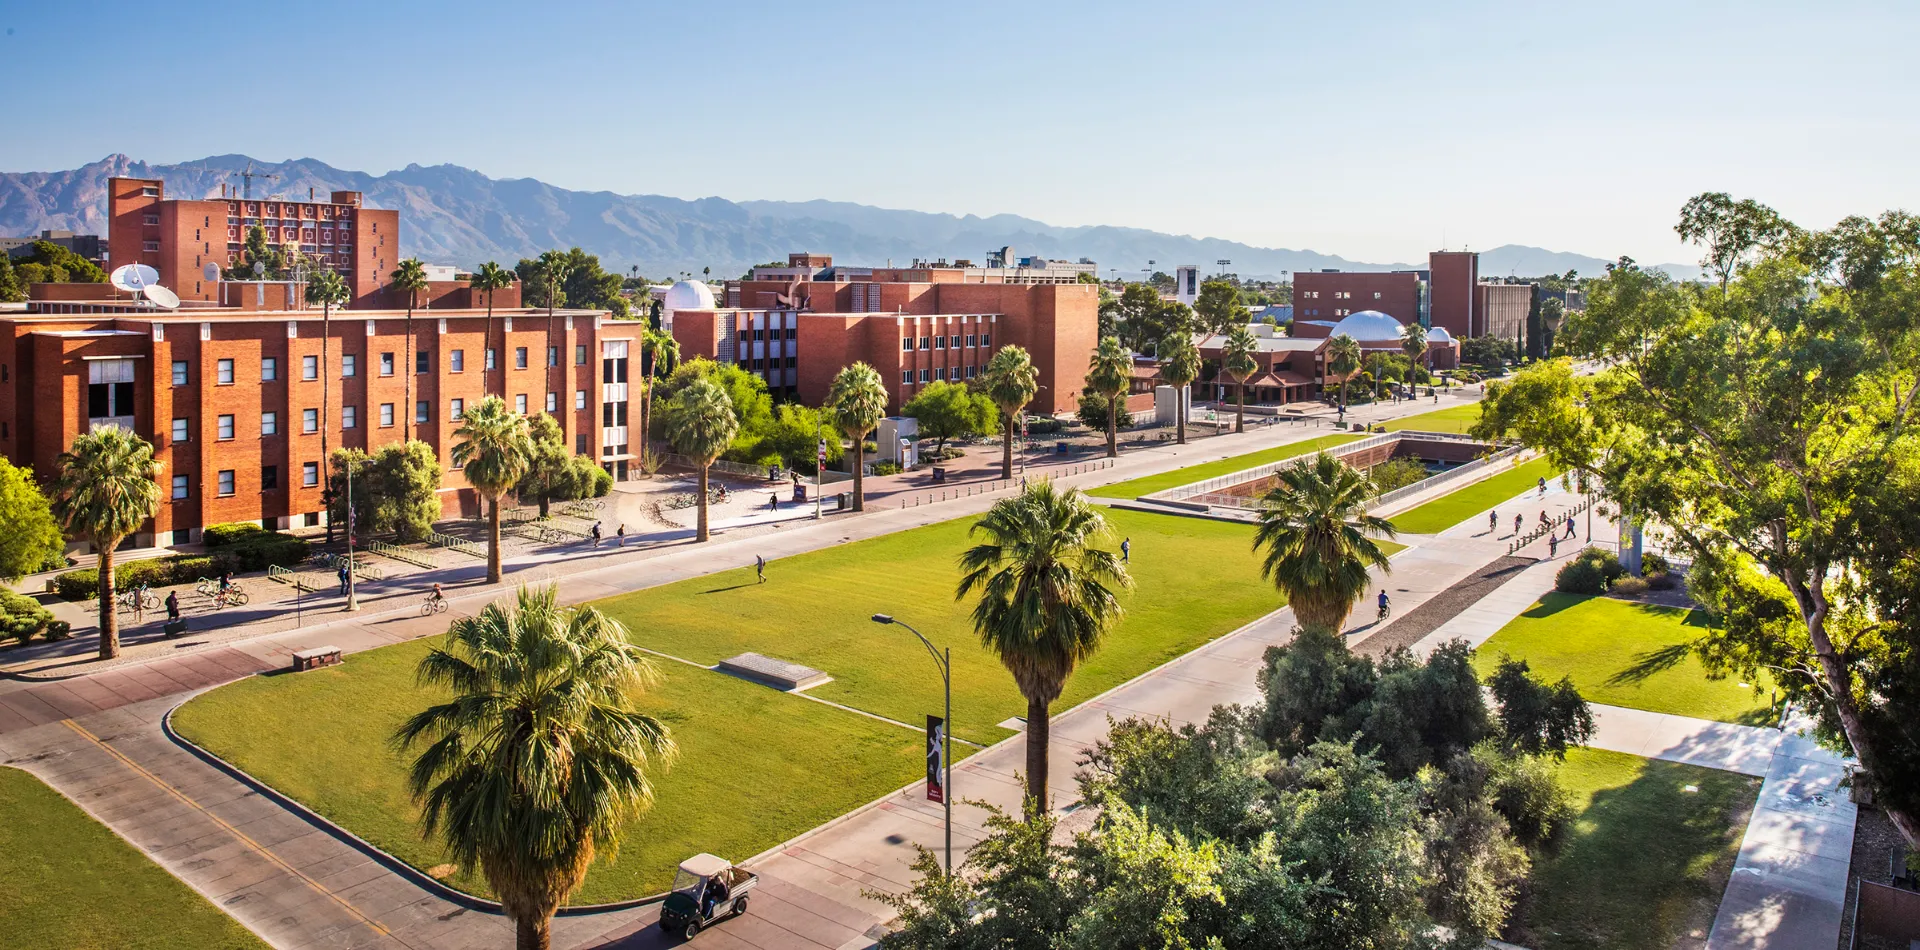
[1354,554,1535,657]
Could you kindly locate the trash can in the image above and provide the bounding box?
[931,467,947,483]
[837,492,850,510]
[1055,441,1069,455]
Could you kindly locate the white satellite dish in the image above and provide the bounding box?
[145,285,180,310]
[110,263,160,293]
[203,262,220,283]
[252,261,265,277]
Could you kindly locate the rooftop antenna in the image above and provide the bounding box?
[240,160,279,200]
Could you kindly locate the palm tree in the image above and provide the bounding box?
[307,269,350,543]
[1157,332,1201,444]
[395,585,674,950]
[1401,322,1428,385]
[662,378,737,542]
[826,363,888,512]
[1326,334,1362,415]
[638,329,679,467]
[983,345,1039,480]
[50,428,161,661]
[390,258,430,442]
[1086,336,1132,458]
[536,250,574,437]
[1252,451,1397,635]
[1222,325,1259,434]
[957,482,1130,813]
[452,396,532,585]
[470,262,515,398]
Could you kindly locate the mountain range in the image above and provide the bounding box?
[0,154,1698,282]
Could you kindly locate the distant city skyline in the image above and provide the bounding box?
[2,0,1914,267]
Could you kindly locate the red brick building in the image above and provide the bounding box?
[1292,250,1525,342]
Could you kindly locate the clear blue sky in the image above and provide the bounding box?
[2,0,1914,265]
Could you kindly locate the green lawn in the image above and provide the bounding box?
[1088,433,1359,499]
[1508,748,1759,950]
[0,767,271,950]
[594,507,1283,743]
[172,645,929,904]
[1389,457,1565,534]
[1472,593,1777,725]
[1382,401,1484,434]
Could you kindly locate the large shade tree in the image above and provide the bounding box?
[984,345,1040,480]
[826,362,888,511]
[1086,336,1133,457]
[1222,325,1259,433]
[0,457,65,583]
[469,262,515,397]
[661,378,738,542]
[1193,279,1244,336]
[957,482,1130,812]
[389,258,430,441]
[1252,452,1397,634]
[396,585,674,950]
[451,396,533,584]
[50,428,161,660]
[1157,332,1201,444]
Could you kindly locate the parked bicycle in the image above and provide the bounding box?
[118,585,158,612]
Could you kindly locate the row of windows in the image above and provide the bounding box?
[173,463,316,499]
[902,333,990,352]
[737,327,796,342]
[169,392,587,441]
[901,365,979,384]
[171,345,587,386]
[1300,290,1383,301]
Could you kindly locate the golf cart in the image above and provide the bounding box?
[659,853,757,940]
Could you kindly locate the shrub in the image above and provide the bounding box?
[587,465,613,498]
[1648,571,1678,590]
[1556,546,1626,594]
[215,533,310,572]
[202,522,265,547]
[0,591,52,645]
[54,568,99,600]
[870,461,902,477]
[1024,416,1063,435]
[1641,551,1672,576]
[43,620,71,641]
[1611,576,1650,597]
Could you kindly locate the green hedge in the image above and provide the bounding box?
[52,534,308,600]
[0,591,53,645]
[202,522,265,547]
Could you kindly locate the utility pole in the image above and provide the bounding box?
[345,460,360,611]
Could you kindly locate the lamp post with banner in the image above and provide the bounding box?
[815,437,825,519]
[871,613,951,873]
[344,458,360,611]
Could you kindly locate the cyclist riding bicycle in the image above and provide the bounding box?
[428,583,445,604]
[1377,590,1391,619]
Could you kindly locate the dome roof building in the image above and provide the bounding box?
[662,279,716,312]
[1327,310,1407,342]
[1423,326,1455,344]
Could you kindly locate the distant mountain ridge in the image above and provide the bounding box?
[0,153,1698,282]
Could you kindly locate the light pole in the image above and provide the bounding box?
[344,458,360,611]
[815,437,825,519]
[871,613,951,874]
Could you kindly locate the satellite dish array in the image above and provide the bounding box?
[109,263,179,311]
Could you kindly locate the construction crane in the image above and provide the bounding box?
[239,161,279,200]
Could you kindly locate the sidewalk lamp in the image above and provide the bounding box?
[815,437,826,520]
[344,458,360,612]
[871,613,951,874]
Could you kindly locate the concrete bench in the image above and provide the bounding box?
[716,652,830,691]
[291,646,343,672]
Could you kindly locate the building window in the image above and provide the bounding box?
[416,350,431,374]
[547,346,559,367]
[262,412,277,436]
[901,370,913,384]
[303,408,318,433]
[570,390,584,410]
[902,338,914,351]
[170,418,189,443]
[217,415,235,440]
[918,368,932,383]
[262,358,277,381]
[172,360,189,385]
[981,332,991,348]
[1374,292,1382,299]
[142,240,160,252]
[919,336,931,349]
[966,365,978,379]
[546,392,557,412]
[342,354,357,377]
[381,352,394,376]
[86,360,136,423]
[515,347,528,369]
[450,398,464,421]
[949,335,960,348]
[936,367,947,381]
[450,349,464,373]
[261,465,278,491]
[485,348,496,370]
[342,406,357,429]
[380,403,394,427]
[967,334,978,347]
[217,470,235,497]
[416,401,429,423]
[303,355,318,380]
[172,475,189,499]
[217,359,234,384]
[575,345,588,365]
[515,394,527,414]
[303,462,319,488]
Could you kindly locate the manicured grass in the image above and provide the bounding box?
[1381,401,1483,434]
[1087,433,1359,499]
[0,767,271,950]
[172,644,929,904]
[1389,457,1565,534]
[1472,593,1777,725]
[1508,747,1759,950]
[594,507,1283,744]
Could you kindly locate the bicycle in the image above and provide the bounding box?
[421,594,448,616]
[118,586,158,612]
[1377,603,1392,623]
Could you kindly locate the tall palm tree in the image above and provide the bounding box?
[1222,325,1259,434]
[639,329,679,465]
[1086,336,1132,458]
[307,269,350,543]
[395,585,674,950]
[536,250,574,438]
[1326,334,1362,414]
[1252,451,1397,635]
[390,258,430,442]
[826,363,887,511]
[957,482,1130,813]
[470,262,515,398]
[1157,332,1201,444]
[983,345,1038,480]
[452,396,533,584]
[662,378,737,542]
[50,428,161,660]
[1401,322,1428,384]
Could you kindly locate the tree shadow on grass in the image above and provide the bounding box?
[1520,591,1590,620]
[1506,759,1758,950]
[1606,642,1694,687]
[698,583,754,595]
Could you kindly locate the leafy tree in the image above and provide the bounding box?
[1675,191,1799,289]
[1157,333,1201,444]
[1459,335,1516,370]
[1326,334,1361,411]
[876,805,1068,950]
[983,345,1039,480]
[750,403,844,472]
[903,380,997,455]
[0,457,65,582]
[1252,452,1396,634]
[958,483,1130,812]
[396,585,674,950]
[517,413,608,516]
[662,378,737,542]
[826,363,888,510]
[1076,387,1133,435]
[225,226,287,280]
[1060,803,1225,950]
[452,396,532,584]
[50,428,160,660]
[1086,336,1134,457]
[1364,352,1407,399]
[469,262,515,397]
[1486,656,1596,757]
[1401,322,1428,375]
[515,247,628,318]
[1116,283,1189,355]
[9,241,105,284]
[389,258,430,440]
[329,441,444,543]
[1096,285,1122,339]
[0,257,28,301]
[1222,326,1258,434]
[1193,279,1244,336]
[306,268,350,541]
[656,358,772,442]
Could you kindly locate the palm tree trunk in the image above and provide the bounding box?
[1001,412,1015,480]
[696,465,710,542]
[322,301,333,543]
[1105,397,1117,458]
[852,435,865,512]
[404,301,415,443]
[1236,380,1245,433]
[1024,694,1050,815]
[1175,387,1187,445]
[96,542,120,660]
[515,914,550,950]
[487,495,502,584]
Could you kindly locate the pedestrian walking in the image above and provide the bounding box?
[769,492,779,512]
[1548,534,1559,558]
[756,555,766,584]
[616,523,626,547]
[1538,476,1548,497]
[338,563,350,595]
[165,590,180,621]
[1514,513,1522,535]
[1489,510,1498,534]
[591,521,602,547]
[1121,537,1131,563]
[1565,518,1577,540]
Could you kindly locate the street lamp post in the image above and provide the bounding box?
[871,613,951,874]
[344,458,360,611]
[815,437,825,519]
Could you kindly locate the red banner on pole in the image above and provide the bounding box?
[925,715,946,803]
